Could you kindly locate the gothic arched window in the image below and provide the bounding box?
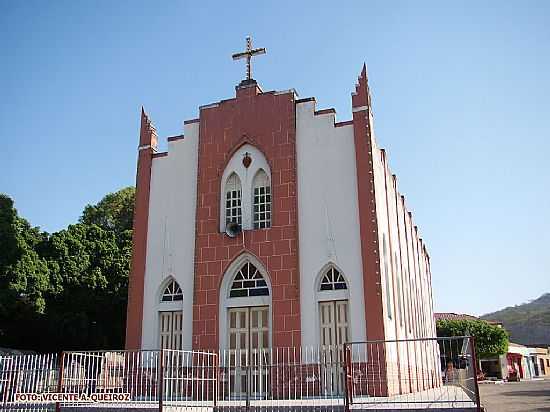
[229,262,269,298]
[225,173,242,225]
[161,279,183,302]
[319,267,347,291]
[252,169,271,229]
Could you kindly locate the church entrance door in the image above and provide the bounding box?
[319,300,349,395]
[159,311,183,350]
[228,306,269,397]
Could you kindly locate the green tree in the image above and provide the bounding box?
[436,319,509,359]
[0,194,51,347]
[0,188,134,352]
[80,187,135,234]
[42,223,131,351]
[41,186,135,351]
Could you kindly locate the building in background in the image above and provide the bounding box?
[125,40,437,396]
[527,346,550,378]
[434,312,506,379]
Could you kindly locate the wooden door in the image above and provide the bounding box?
[228,306,269,397]
[319,300,349,395]
[159,311,183,350]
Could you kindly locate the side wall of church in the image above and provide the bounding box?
[370,124,438,394]
[140,122,199,350]
[295,100,367,347]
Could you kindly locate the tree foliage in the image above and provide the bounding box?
[0,195,51,342]
[80,187,135,234]
[0,188,134,352]
[436,319,509,359]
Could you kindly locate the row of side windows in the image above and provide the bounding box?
[225,170,271,229]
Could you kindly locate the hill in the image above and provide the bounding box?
[481,293,550,346]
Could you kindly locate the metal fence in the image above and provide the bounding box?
[1,353,59,411]
[0,337,481,411]
[344,336,480,410]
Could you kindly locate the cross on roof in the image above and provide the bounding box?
[232,36,266,81]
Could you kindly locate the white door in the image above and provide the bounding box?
[159,311,183,350]
[228,306,269,397]
[319,300,349,395]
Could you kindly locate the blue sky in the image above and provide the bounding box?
[1,1,549,316]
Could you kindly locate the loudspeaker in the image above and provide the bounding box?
[225,222,242,238]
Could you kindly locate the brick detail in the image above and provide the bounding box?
[192,87,301,350]
[125,108,157,349]
[351,65,388,389]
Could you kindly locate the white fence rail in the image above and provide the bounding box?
[0,337,481,411]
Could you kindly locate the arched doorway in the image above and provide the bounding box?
[316,264,350,395]
[219,254,272,397]
[157,278,183,350]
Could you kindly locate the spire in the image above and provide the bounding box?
[352,63,372,111]
[139,106,158,151]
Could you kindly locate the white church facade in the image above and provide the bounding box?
[125,47,437,395]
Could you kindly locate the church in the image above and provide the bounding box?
[125,39,436,361]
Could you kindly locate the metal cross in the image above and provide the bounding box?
[232,36,266,81]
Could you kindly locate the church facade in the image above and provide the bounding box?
[125,63,436,363]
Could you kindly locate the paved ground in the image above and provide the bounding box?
[480,379,550,412]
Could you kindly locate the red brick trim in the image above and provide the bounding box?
[314,108,336,116]
[352,64,385,341]
[125,108,156,350]
[352,64,388,395]
[167,134,184,142]
[335,120,353,128]
[295,97,316,104]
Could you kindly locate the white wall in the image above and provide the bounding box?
[141,122,199,350]
[296,101,367,347]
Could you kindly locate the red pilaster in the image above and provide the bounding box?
[352,65,386,341]
[352,65,388,395]
[125,107,157,349]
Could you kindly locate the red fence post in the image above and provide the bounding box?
[468,337,482,411]
[56,352,65,412]
[158,350,164,412]
[343,344,352,412]
[214,353,218,407]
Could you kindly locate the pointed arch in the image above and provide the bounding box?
[218,252,272,351]
[315,262,350,298]
[252,169,271,229]
[315,262,351,349]
[319,266,348,291]
[219,144,272,232]
[229,261,270,297]
[156,277,184,350]
[159,277,183,302]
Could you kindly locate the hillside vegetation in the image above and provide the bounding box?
[481,293,550,346]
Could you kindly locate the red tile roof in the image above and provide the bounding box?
[435,312,502,326]
[435,312,479,321]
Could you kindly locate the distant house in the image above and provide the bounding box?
[435,312,550,381]
[435,312,508,379]
[526,346,550,378]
